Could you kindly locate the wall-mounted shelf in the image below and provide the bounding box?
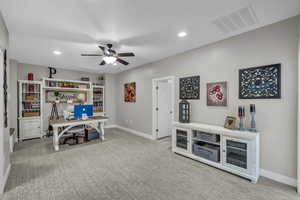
[42,78,92,91]
[43,87,91,92]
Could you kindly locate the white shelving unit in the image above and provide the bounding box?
[18,80,43,141]
[172,122,260,183]
[92,85,105,116]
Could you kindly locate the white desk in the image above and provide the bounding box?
[49,116,108,151]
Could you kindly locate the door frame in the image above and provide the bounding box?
[152,76,175,140]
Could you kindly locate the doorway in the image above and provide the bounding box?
[152,76,175,139]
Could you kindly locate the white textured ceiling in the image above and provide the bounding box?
[1,0,300,73]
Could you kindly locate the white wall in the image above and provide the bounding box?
[297,18,300,192]
[115,16,299,180]
[14,63,116,132]
[0,11,10,193]
[9,60,18,141]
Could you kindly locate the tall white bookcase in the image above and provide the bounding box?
[18,80,43,141]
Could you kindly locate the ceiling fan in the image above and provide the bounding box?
[81,44,135,66]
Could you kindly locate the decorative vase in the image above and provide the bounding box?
[250,104,257,132]
[238,106,245,131]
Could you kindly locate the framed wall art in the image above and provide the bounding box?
[3,50,8,128]
[207,81,227,106]
[124,82,136,102]
[179,75,200,100]
[239,64,281,99]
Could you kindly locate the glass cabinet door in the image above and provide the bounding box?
[223,137,250,172]
[176,129,188,150]
[93,87,104,113]
[21,82,41,118]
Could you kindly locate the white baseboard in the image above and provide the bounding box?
[260,168,297,187]
[0,163,11,194]
[115,125,155,140]
[104,124,117,129]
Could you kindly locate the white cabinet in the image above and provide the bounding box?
[18,80,43,141]
[19,118,42,140]
[172,122,260,183]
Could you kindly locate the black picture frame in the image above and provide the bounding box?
[3,49,8,128]
[239,64,281,99]
[179,75,200,100]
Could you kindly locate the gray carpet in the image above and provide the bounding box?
[1,128,299,200]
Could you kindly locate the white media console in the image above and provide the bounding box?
[172,122,260,183]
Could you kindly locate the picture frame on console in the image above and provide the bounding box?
[224,116,236,129]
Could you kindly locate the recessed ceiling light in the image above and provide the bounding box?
[177,31,187,38]
[53,50,62,55]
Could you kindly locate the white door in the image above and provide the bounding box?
[156,80,173,138]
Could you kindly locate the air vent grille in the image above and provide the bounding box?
[212,5,259,34]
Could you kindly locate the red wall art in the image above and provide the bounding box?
[207,81,227,106]
[124,82,136,102]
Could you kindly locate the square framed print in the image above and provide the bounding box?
[239,64,281,99]
[207,81,227,106]
[124,82,136,102]
[179,76,200,100]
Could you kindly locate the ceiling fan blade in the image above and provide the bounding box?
[99,60,106,65]
[81,54,103,56]
[98,46,105,51]
[117,52,135,57]
[117,58,129,65]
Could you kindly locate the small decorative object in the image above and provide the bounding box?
[98,75,105,85]
[238,106,245,131]
[3,50,8,128]
[207,81,227,106]
[179,100,190,123]
[179,76,200,99]
[249,104,257,132]
[50,102,59,120]
[124,82,136,102]
[224,116,236,129]
[239,64,281,99]
[48,67,57,78]
[81,77,90,81]
[28,73,34,81]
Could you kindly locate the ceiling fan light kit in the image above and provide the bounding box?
[81,43,135,66]
[103,56,117,64]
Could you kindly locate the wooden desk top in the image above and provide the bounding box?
[49,116,108,126]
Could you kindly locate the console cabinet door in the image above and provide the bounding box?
[173,128,191,153]
[222,137,252,175]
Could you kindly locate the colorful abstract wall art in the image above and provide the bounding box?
[179,76,200,99]
[207,81,227,106]
[239,64,281,99]
[124,82,136,102]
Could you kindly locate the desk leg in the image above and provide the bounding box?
[53,127,59,151]
[99,122,105,141]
